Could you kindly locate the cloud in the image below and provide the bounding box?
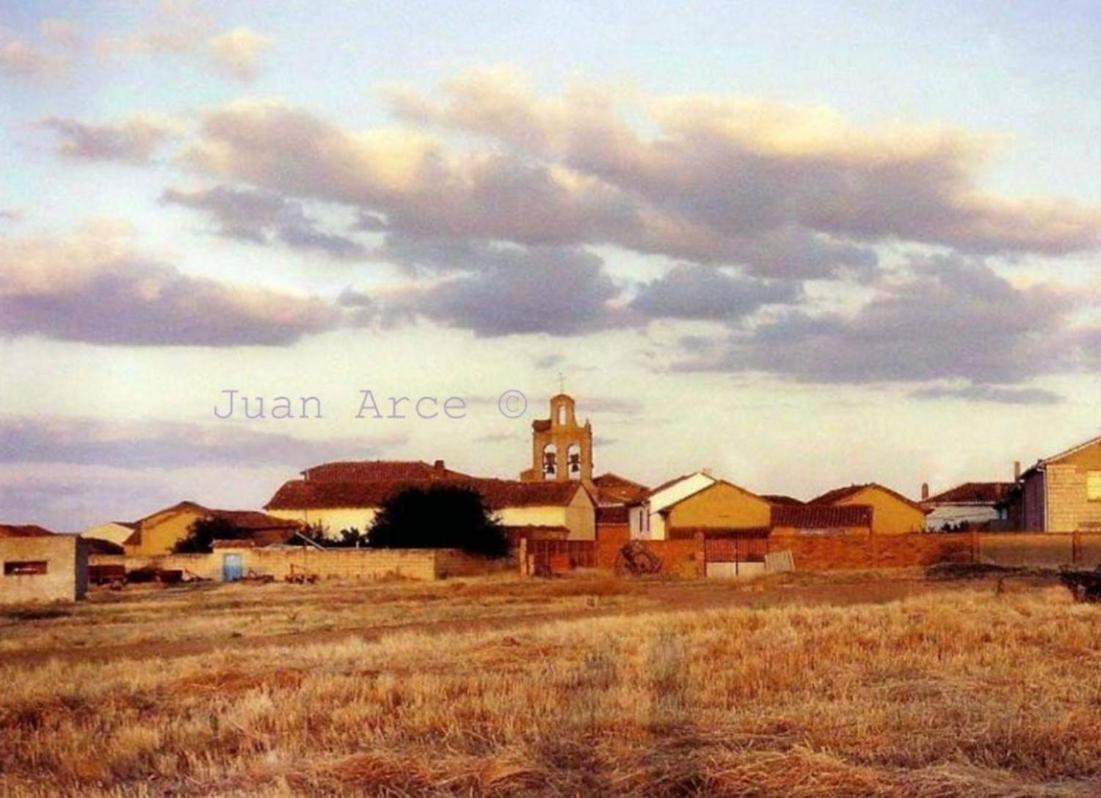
[390,68,1101,261]
[162,184,367,258]
[206,27,274,82]
[0,222,338,346]
[384,245,629,336]
[674,256,1080,385]
[909,385,1063,405]
[97,4,274,82]
[0,20,80,79]
[39,115,178,164]
[0,416,406,470]
[630,264,800,321]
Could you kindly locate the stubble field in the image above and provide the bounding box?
[1,570,1098,797]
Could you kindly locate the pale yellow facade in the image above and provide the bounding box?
[124,508,205,556]
[269,488,595,541]
[665,481,772,532]
[831,486,925,535]
[267,507,378,537]
[80,522,136,546]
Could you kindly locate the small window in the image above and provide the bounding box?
[1087,471,1101,501]
[4,561,48,576]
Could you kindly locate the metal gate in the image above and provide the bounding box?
[703,533,768,578]
[222,552,244,582]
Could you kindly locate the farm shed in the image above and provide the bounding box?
[0,533,88,604]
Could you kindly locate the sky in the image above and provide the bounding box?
[1,0,1099,531]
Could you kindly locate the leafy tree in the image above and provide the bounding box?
[174,516,251,553]
[332,527,370,548]
[367,486,509,558]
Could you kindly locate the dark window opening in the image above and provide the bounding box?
[4,560,48,576]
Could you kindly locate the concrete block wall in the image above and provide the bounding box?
[1046,465,1101,533]
[0,536,87,604]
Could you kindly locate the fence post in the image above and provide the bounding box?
[518,537,528,577]
[695,532,706,578]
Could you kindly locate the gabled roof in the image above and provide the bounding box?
[1040,434,1101,466]
[810,483,925,512]
[763,494,804,506]
[771,504,873,529]
[657,479,768,512]
[0,524,55,538]
[592,472,648,505]
[125,503,302,547]
[265,477,588,512]
[300,460,471,482]
[924,482,1014,506]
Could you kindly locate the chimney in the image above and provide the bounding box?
[434,459,446,472]
[1013,460,1021,480]
[701,467,713,477]
[921,482,929,501]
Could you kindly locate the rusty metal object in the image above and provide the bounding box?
[615,541,662,576]
[1059,566,1101,602]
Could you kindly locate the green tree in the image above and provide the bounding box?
[367,486,509,558]
[173,516,250,553]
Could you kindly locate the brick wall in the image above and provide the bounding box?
[750,532,972,571]
[90,547,502,582]
[594,537,704,577]
[1,536,87,604]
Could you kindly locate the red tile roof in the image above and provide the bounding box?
[0,524,55,538]
[592,472,648,505]
[924,482,1014,505]
[265,478,588,511]
[763,494,804,506]
[771,504,873,529]
[810,483,925,512]
[300,460,471,482]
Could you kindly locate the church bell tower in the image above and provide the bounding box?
[519,393,593,486]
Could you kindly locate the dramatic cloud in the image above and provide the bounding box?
[631,264,799,321]
[391,69,1101,259]
[382,245,628,336]
[178,77,1101,284]
[40,115,178,164]
[0,223,337,346]
[675,257,1083,388]
[206,27,274,82]
[162,184,367,258]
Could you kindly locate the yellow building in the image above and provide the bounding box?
[265,477,596,540]
[809,483,926,535]
[80,521,138,547]
[660,480,773,538]
[123,502,303,556]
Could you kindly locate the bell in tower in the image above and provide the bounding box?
[520,392,593,486]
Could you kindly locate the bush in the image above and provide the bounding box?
[173,517,250,553]
[367,486,509,558]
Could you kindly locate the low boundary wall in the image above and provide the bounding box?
[90,546,505,582]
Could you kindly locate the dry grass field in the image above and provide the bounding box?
[1,571,1099,797]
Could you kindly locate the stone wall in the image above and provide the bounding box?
[90,547,502,582]
[0,536,87,604]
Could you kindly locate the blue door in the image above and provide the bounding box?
[222,553,244,582]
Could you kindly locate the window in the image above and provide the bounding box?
[1088,471,1101,502]
[3,561,48,576]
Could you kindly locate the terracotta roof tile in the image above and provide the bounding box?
[301,460,471,482]
[924,482,1014,505]
[771,504,873,529]
[763,494,804,506]
[265,478,587,511]
[592,472,648,505]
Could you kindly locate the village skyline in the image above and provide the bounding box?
[2,1,1101,531]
